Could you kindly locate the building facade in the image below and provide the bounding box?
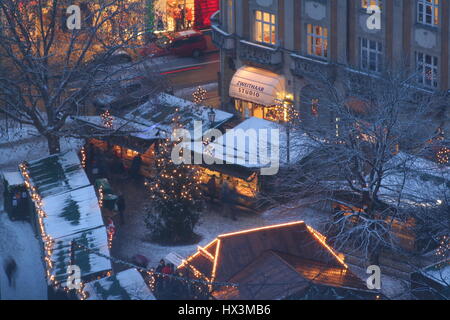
[212,0,450,133]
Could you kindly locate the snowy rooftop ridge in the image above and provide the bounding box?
[83,268,156,300]
[21,150,112,286]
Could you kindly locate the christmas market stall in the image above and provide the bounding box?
[81,268,156,300]
[328,151,450,253]
[1,171,29,221]
[75,93,234,179]
[411,260,450,300]
[183,117,316,210]
[178,221,378,300]
[19,151,112,292]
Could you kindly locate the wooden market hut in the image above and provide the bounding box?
[20,150,112,289]
[184,117,317,210]
[1,171,29,221]
[74,93,235,178]
[411,260,450,300]
[178,221,377,300]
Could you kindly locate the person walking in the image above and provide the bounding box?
[117,194,126,225]
[207,176,216,210]
[174,5,182,31]
[221,179,233,219]
[4,257,17,288]
[130,154,142,180]
[185,7,193,29]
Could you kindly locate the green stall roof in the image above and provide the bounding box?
[83,268,156,300]
[42,185,104,240]
[51,226,112,286]
[26,151,90,198]
[23,150,112,286]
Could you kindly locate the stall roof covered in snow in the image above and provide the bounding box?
[83,268,155,300]
[22,150,111,286]
[378,152,450,207]
[41,185,104,239]
[74,93,234,143]
[421,260,450,287]
[26,151,90,198]
[184,117,316,171]
[125,93,234,137]
[51,226,111,285]
[2,171,25,187]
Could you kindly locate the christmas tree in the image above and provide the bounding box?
[145,110,203,244]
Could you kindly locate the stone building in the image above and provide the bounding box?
[212,0,450,135]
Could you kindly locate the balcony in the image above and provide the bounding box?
[290,53,333,80]
[238,40,283,68]
[210,11,235,52]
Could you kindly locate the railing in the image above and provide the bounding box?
[290,53,332,80]
[239,40,283,67]
[210,10,235,51]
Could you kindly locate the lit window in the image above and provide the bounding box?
[307,24,328,58]
[360,38,383,73]
[417,0,439,26]
[362,0,383,10]
[255,10,276,45]
[416,52,439,88]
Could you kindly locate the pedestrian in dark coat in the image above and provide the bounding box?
[117,194,126,225]
[4,257,17,287]
[130,155,142,179]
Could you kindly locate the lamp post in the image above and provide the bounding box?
[208,107,216,128]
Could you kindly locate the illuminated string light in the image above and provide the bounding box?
[436,147,450,165]
[101,110,114,129]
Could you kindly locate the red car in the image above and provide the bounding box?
[140,30,207,58]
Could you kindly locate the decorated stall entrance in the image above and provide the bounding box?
[1,171,29,221]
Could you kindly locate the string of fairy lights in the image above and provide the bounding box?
[19,158,386,297]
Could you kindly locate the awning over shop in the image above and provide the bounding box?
[229,66,286,107]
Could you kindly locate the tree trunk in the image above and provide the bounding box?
[47,134,61,155]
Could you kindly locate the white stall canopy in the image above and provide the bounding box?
[229,66,286,107]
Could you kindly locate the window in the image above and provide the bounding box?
[255,10,276,45]
[416,52,438,88]
[307,24,328,58]
[360,38,383,72]
[362,0,383,10]
[417,0,439,26]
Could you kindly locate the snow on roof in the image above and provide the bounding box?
[76,94,234,143]
[422,261,450,287]
[126,93,234,137]
[23,151,112,285]
[2,171,25,187]
[378,152,450,207]
[183,117,316,170]
[74,116,161,141]
[26,151,90,198]
[51,226,111,286]
[83,268,156,300]
[41,185,104,240]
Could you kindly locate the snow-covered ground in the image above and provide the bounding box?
[0,213,47,300]
[0,134,83,171]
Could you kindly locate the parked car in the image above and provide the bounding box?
[140,30,207,58]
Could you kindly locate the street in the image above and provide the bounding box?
[145,52,220,107]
